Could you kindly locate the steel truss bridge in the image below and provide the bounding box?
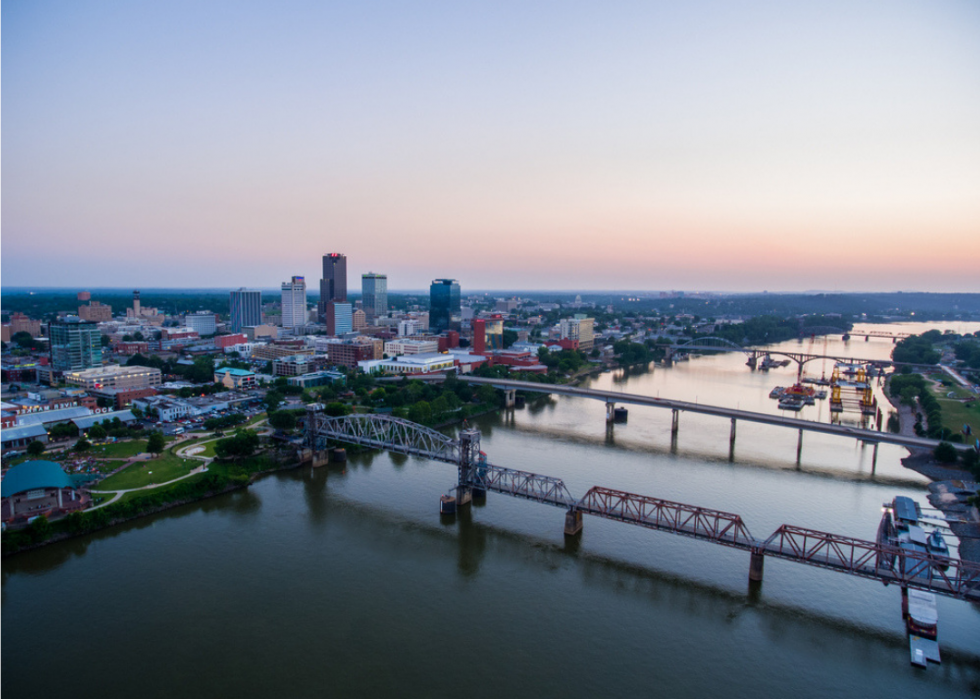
[305,411,980,602]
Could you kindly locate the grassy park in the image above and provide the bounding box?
[95,452,200,491]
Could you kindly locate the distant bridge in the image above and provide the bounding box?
[302,410,980,602]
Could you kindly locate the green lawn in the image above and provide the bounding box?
[87,437,173,459]
[927,381,980,438]
[95,453,199,491]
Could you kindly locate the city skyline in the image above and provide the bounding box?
[3,2,979,292]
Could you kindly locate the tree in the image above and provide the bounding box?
[268,410,297,431]
[130,406,144,420]
[933,441,958,464]
[408,400,432,424]
[74,437,92,452]
[146,431,166,455]
[214,429,260,461]
[26,440,46,457]
[12,331,36,349]
[263,390,285,413]
[324,402,350,417]
[88,424,107,440]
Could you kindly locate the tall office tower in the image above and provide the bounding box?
[229,288,262,332]
[49,318,102,372]
[325,301,353,336]
[361,272,388,322]
[429,279,461,333]
[318,253,347,319]
[280,276,308,331]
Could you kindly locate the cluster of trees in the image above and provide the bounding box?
[892,332,942,365]
[213,429,260,461]
[889,373,948,439]
[612,341,662,366]
[933,441,979,474]
[535,347,589,373]
[953,338,980,370]
[203,413,247,430]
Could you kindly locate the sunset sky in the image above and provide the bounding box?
[3,1,979,292]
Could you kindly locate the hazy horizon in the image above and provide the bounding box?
[4,2,979,291]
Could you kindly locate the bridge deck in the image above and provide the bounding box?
[452,376,967,451]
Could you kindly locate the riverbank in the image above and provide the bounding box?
[881,376,980,563]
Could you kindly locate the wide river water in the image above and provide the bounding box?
[3,322,980,698]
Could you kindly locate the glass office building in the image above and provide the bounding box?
[429,279,460,333]
[49,318,102,372]
[361,273,388,321]
[229,288,262,332]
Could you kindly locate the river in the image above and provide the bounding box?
[3,322,979,698]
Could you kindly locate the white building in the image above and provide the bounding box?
[384,339,439,356]
[185,312,217,336]
[559,316,595,350]
[359,353,456,376]
[281,276,308,331]
[398,320,422,337]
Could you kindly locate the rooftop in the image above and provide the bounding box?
[1,460,73,497]
[214,367,255,376]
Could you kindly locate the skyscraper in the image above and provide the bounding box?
[281,276,308,331]
[361,272,388,322]
[229,288,262,332]
[429,279,460,333]
[49,318,102,372]
[318,253,347,319]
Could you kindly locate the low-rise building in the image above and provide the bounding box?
[286,371,346,389]
[328,339,382,369]
[214,367,258,390]
[64,365,162,391]
[359,353,456,376]
[273,355,328,377]
[384,339,440,356]
[88,386,158,409]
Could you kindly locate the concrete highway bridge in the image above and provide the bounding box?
[302,411,980,603]
[412,375,970,459]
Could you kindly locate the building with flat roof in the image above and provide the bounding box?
[361,272,387,322]
[281,276,308,331]
[214,367,258,390]
[78,300,113,322]
[430,279,460,333]
[326,302,353,336]
[327,339,381,369]
[319,253,347,319]
[384,339,440,356]
[49,318,102,372]
[359,353,456,376]
[272,355,327,377]
[286,370,345,389]
[64,365,162,391]
[229,289,262,332]
[185,312,217,336]
[560,316,595,350]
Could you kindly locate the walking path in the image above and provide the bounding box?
[85,420,270,511]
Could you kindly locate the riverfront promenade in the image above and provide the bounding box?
[444,376,968,452]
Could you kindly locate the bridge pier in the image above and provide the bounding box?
[872,443,879,475]
[606,402,615,423]
[796,429,803,463]
[564,509,583,536]
[730,418,737,446]
[749,551,765,582]
[456,485,473,508]
[671,409,679,436]
[663,348,673,367]
[503,389,516,409]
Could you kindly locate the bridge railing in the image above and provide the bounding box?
[760,524,980,600]
[576,486,756,549]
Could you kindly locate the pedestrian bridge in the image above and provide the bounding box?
[303,410,980,603]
